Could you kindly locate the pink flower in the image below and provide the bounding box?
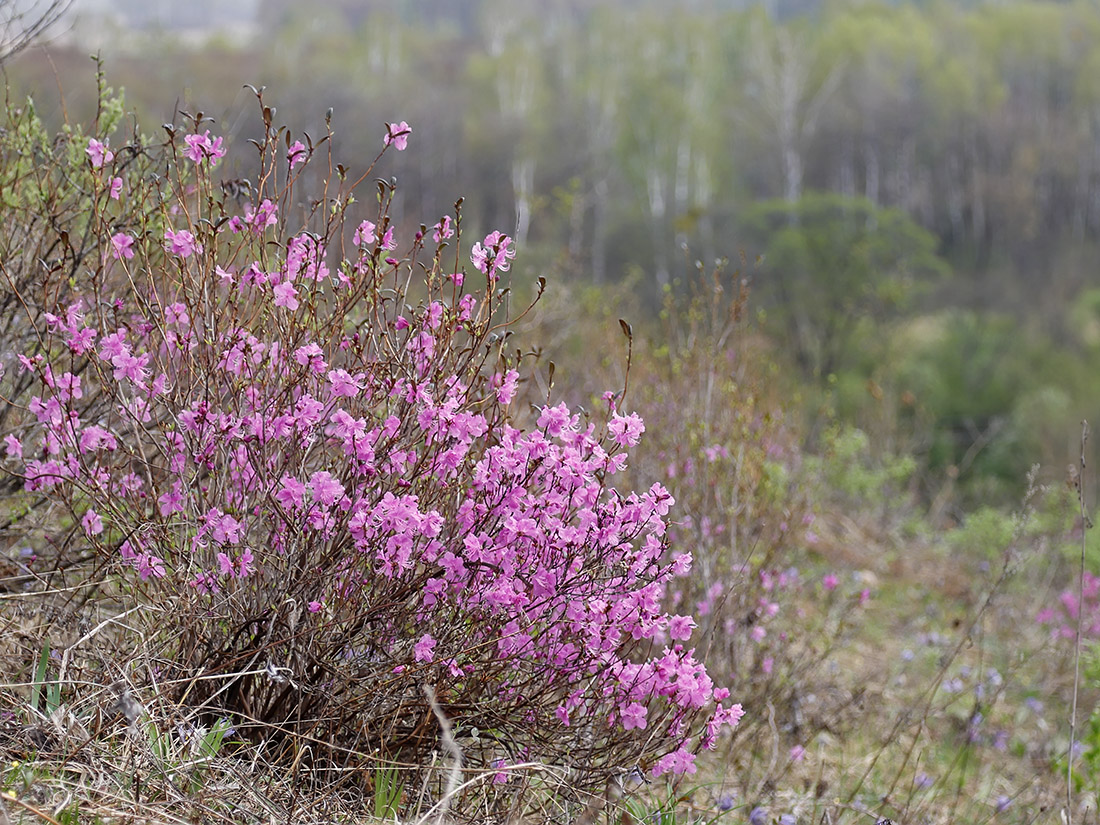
[433,215,454,242]
[287,140,307,169]
[353,220,376,246]
[789,745,806,762]
[494,369,519,405]
[620,702,648,731]
[111,233,135,260]
[327,368,363,398]
[822,574,839,591]
[414,633,436,662]
[273,280,299,310]
[164,228,201,258]
[158,482,184,516]
[109,177,123,199]
[383,121,411,151]
[470,231,515,277]
[245,199,278,233]
[86,138,114,168]
[82,509,103,536]
[4,434,23,460]
[135,554,166,580]
[308,600,323,613]
[652,747,697,777]
[183,130,227,166]
[608,412,645,447]
[308,471,345,506]
[668,615,696,641]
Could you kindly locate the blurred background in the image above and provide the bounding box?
[7,0,1100,512]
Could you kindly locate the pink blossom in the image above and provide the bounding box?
[82,509,103,536]
[4,434,22,460]
[494,369,520,405]
[273,280,300,310]
[383,121,411,151]
[308,600,323,613]
[470,231,516,278]
[158,482,184,516]
[608,412,645,447]
[789,745,806,762]
[183,130,227,166]
[651,747,697,777]
[620,702,648,731]
[327,369,363,399]
[68,327,97,355]
[822,573,839,591]
[245,199,278,233]
[287,140,307,168]
[86,138,114,168]
[308,471,345,507]
[164,228,201,258]
[293,342,327,373]
[668,615,696,641]
[414,633,436,662]
[353,220,376,246]
[135,553,166,580]
[433,215,454,242]
[111,233,135,260]
[109,177,123,199]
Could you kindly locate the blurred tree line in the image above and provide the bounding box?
[10,0,1100,507]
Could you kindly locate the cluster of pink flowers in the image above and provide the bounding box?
[183,130,227,166]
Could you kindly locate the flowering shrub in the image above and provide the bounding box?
[0,85,741,805]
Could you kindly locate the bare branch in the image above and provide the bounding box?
[0,0,72,65]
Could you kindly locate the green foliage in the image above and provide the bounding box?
[947,506,1015,561]
[740,192,949,379]
[28,642,61,721]
[373,764,404,820]
[806,424,916,511]
[895,310,1081,503]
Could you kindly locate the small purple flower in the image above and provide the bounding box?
[749,807,768,825]
[716,794,736,812]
